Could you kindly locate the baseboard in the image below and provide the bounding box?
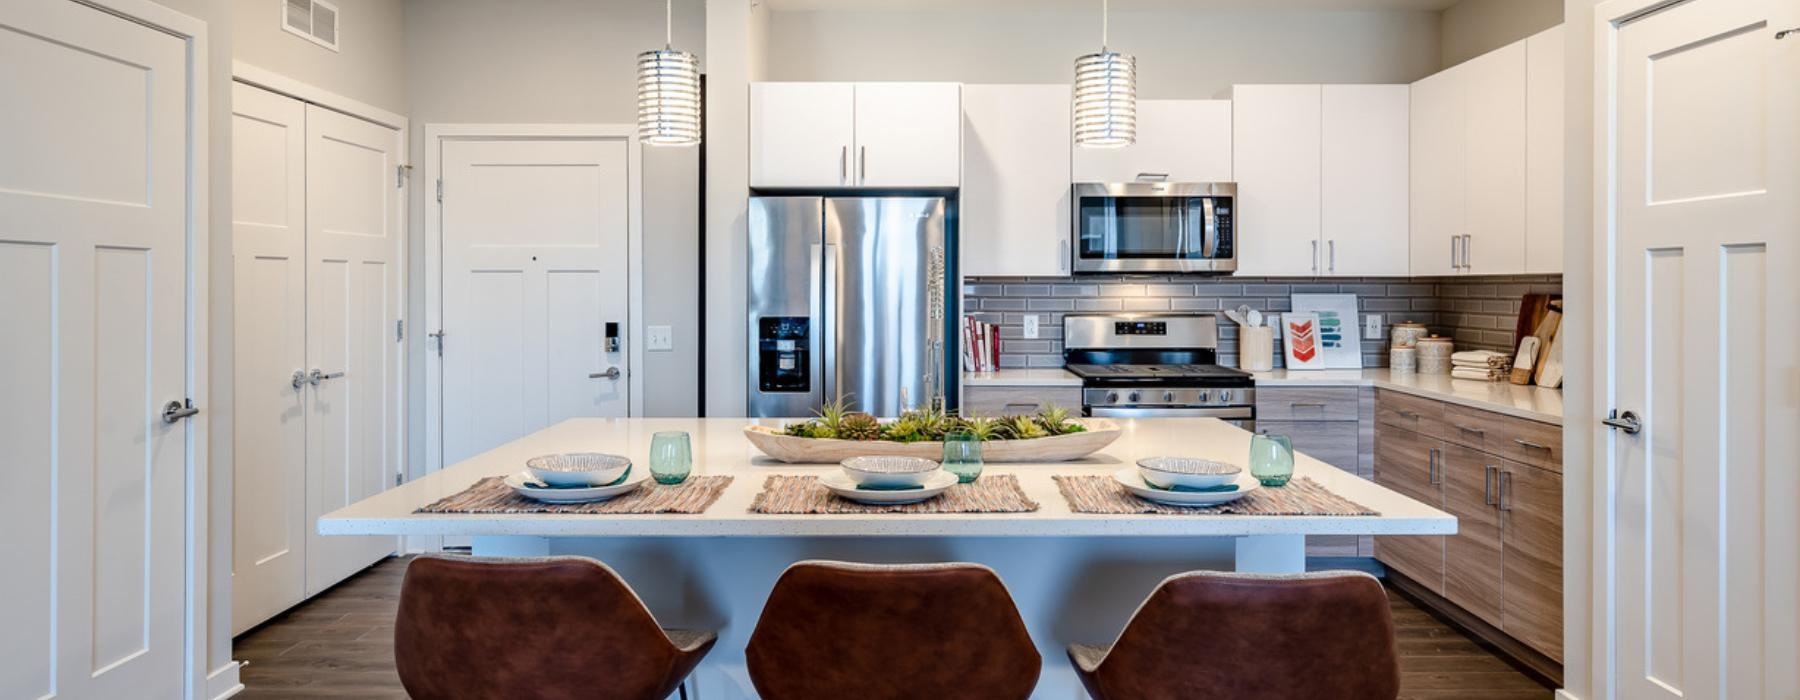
[1385,570,1564,687]
[205,660,243,700]
[1554,690,1580,700]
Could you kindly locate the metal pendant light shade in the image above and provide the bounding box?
[1073,0,1135,148]
[638,0,701,146]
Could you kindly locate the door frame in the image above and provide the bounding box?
[422,124,646,475]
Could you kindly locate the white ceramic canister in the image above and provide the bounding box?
[1238,325,1275,372]
[1390,321,1430,348]
[1416,336,1455,374]
[1389,346,1418,373]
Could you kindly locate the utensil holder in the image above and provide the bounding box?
[1239,326,1275,372]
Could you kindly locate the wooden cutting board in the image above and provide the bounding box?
[1532,300,1563,386]
[1537,324,1565,388]
[1514,294,1552,355]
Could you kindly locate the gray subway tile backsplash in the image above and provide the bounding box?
[964,273,1563,369]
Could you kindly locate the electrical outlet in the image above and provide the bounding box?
[1022,314,1040,339]
[1364,314,1383,340]
[646,325,674,351]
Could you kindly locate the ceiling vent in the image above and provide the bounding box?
[283,0,339,52]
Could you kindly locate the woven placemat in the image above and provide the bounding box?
[750,474,1039,514]
[416,475,733,515]
[1053,476,1378,516]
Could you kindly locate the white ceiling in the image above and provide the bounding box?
[765,0,1461,12]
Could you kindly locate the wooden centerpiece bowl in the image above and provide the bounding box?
[743,418,1122,464]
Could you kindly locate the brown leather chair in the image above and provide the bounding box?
[746,560,1042,700]
[394,555,716,700]
[1068,571,1400,700]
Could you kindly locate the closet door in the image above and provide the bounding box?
[304,104,402,594]
[229,83,310,634]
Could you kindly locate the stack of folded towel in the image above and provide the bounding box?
[1450,350,1511,382]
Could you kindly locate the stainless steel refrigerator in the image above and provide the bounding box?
[748,196,955,417]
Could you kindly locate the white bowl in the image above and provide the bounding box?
[840,456,941,489]
[525,453,632,488]
[1114,467,1256,507]
[1136,456,1243,490]
[506,470,648,504]
[821,470,959,505]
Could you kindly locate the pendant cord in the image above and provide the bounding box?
[665,0,673,49]
[1101,0,1108,51]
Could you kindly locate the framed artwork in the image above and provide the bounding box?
[1282,312,1325,370]
[1291,293,1364,369]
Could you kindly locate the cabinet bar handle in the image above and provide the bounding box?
[1483,465,1498,506]
[1312,240,1319,272]
[1451,235,1460,269]
[1397,409,1421,419]
[1328,240,1336,273]
[1498,470,1513,511]
[1428,447,1441,485]
[859,145,867,182]
[1290,402,1328,408]
[1455,424,1486,436]
[1512,438,1550,451]
[840,145,848,183]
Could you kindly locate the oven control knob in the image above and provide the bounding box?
[1105,392,1119,404]
[1163,391,1175,403]
[1197,390,1211,404]
[1127,391,1140,403]
[1220,389,1234,403]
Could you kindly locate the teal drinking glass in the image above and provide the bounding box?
[648,431,693,485]
[941,430,984,484]
[1249,432,1294,487]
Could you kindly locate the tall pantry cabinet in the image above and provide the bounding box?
[230,82,404,633]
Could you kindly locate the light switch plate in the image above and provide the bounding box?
[646,325,674,351]
[1022,315,1040,339]
[1364,314,1383,340]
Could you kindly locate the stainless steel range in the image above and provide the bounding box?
[1063,314,1256,430]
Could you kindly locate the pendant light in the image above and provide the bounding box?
[1072,0,1135,148]
[638,0,701,146]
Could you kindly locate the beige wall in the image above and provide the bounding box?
[765,8,1442,96]
[702,0,769,417]
[402,0,706,447]
[1562,1,1596,698]
[232,0,409,114]
[1439,0,1563,68]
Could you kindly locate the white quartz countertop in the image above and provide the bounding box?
[962,369,1083,387]
[1251,369,1563,425]
[319,418,1454,539]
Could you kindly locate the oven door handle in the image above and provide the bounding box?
[1088,406,1255,419]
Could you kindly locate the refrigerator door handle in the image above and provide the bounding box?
[809,242,827,405]
[821,242,839,403]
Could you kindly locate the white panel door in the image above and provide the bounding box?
[1409,65,1466,276]
[961,84,1071,277]
[1605,0,1799,698]
[1323,84,1411,277]
[853,82,961,188]
[441,138,631,467]
[750,82,856,188]
[1232,84,1323,277]
[1072,99,1233,183]
[230,83,310,633]
[1461,40,1528,274]
[304,104,402,594]
[0,1,191,697]
[1523,25,1565,274]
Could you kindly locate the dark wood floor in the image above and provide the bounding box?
[236,556,1556,699]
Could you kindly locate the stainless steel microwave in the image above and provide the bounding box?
[1071,182,1237,274]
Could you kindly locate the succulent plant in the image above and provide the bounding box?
[809,395,855,439]
[1035,404,1084,435]
[838,412,882,441]
[782,420,817,437]
[882,416,930,443]
[955,414,1001,441]
[1001,414,1048,440]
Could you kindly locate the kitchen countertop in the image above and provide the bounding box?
[1252,369,1563,425]
[318,417,1453,539]
[962,369,1083,387]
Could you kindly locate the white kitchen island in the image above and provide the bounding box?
[321,417,1453,699]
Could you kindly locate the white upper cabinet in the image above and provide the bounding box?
[1462,40,1528,275]
[853,83,962,188]
[1072,99,1232,183]
[1232,85,1323,276]
[1322,84,1412,277]
[1233,84,1409,277]
[1411,65,1469,276]
[961,84,1072,277]
[751,82,856,188]
[750,82,960,189]
[1524,25,1565,274]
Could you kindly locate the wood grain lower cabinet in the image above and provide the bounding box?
[1501,462,1564,662]
[1257,387,1370,558]
[1374,391,1563,667]
[961,386,1082,416]
[1441,443,1503,628]
[1258,419,1358,472]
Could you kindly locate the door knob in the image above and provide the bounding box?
[161,399,200,424]
[590,367,622,380]
[1603,409,1642,435]
[292,370,309,390]
[309,369,345,385]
